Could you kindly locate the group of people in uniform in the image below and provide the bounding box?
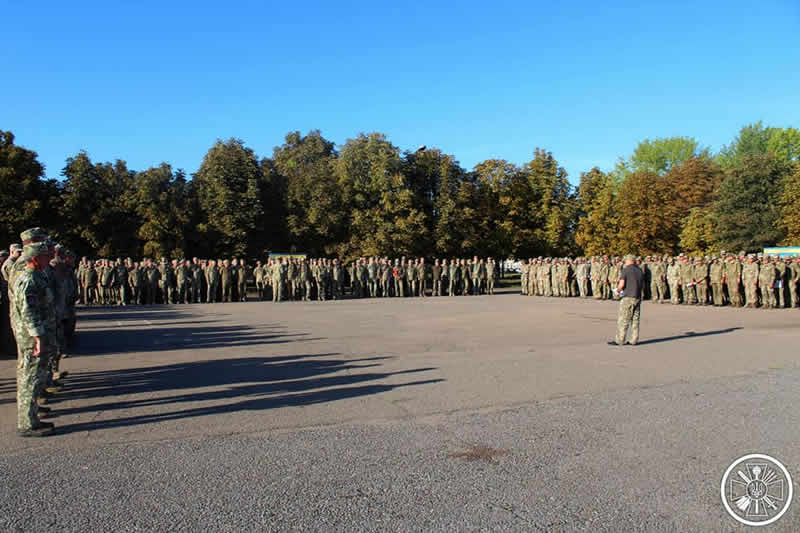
[70,256,501,305]
[257,256,499,301]
[520,252,800,308]
[2,228,77,437]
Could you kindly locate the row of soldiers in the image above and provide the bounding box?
[520,253,800,308]
[250,256,498,301]
[71,256,501,304]
[75,257,251,305]
[2,228,78,437]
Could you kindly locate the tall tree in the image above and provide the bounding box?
[716,122,800,169]
[575,168,619,256]
[124,163,191,258]
[614,136,709,177]
[193,138,264,257]
[61,151,138,257]
[776,164,800,245]
[335,133,428,260]
[616,170,676,255]
[679,208,716,255]
[712,153,790,252]
[0,131,53,245]
[432,153,467,256]
[272,131,343,256]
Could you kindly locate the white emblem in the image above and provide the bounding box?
[721,453,793,526]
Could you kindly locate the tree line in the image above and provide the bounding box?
[1,122,798,262]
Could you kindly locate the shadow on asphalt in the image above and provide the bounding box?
[638,327,743,345]
[51,354,442,435]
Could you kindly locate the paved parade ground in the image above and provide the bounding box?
[1,292,800,531]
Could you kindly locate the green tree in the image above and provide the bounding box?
[272,131,343,256]
[616,170,676,255]
[335,133,429,259]
[776,164,800,244]
[124,163,191,258]
[614,136,709,178]
[575,168,619,256]
[712,153,790,252]
[60,151,138,257]
[0,131,56,246]
[432,153,467,256]
[715,122,800,169]
[679,208,716,255]
[193,138,264,257]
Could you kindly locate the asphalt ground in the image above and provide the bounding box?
[1,290,799,532]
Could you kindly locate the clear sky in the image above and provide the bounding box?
[3,0,798,182]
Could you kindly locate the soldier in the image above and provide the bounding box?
[237,259,249,302]
[206,260,220,303]
[520,259,529,296]
[332,259,344,300]
[379,259,391,297]
[678,256,695,305]
[175,259,190,303]
[609,255,643,347]
[432,259,442,296]
[649,257,665,303]
[393,259,405,297]
[192,258,205,303]
[220,259,232,302]
[128,261,142,305]
[448,258,459,296]
[254,261,265,300]
[12,242,56,437]
[758,256,776,309]
[486,258,496,295]
[2,243,22,283]
[775,257,788,308]
[271,258,285,302]
[299,258,311,301]
[114,258,129,305]
[789,257,800,308]
[742,255,760,308]
[693,257,709,305]
[725,254,744,307]
[709,257,724,306]
[366,257,378,297]
[145,260,160,305]
[418,258,427,297]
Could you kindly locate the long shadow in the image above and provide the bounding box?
[51,353,441,435]
[77,308,198,322]
[54,354,393,401]
[637,327,743,345]
[73,324,319,356]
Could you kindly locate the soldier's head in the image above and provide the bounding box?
[420,257,425,264]
[9,243,22,259]
[223,259,230,266]
[22,243,50,270]
[231,258,238,266]
[434,259,439,265]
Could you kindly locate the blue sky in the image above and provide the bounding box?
[3,0,798,182]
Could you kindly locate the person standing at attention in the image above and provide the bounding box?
[609,255,643,346]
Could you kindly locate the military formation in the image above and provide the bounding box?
[520,253,800,308]
[2,228,78,437]
[71,256,500,304]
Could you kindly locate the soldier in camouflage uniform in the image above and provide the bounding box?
[12,242,56,436]
[693,258,709,305]
[742,255,760,308]
[789,257,800,308]
[774,257,788,308]
[758,256,776,309]
[486,258,495,295]
[709,257,724,306]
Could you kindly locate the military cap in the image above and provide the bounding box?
[623,254,635,262]
[9,243,22,252]
[20,227,47,245]
[22,242,49,260]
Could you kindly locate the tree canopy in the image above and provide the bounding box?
[1,123,798,259]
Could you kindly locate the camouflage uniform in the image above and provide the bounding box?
[12,242,56,434]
